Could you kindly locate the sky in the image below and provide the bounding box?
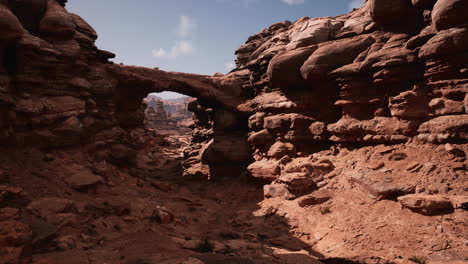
[67,0,364,99]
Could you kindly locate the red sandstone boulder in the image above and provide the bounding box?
[248,112,266,131]
[39,0,76,38]
[300,35,375,81]
[398,194,454,215]
[297,190,332,207]
[267,46,317,89]
[247,129,274,146]
[9,0,48,32]
[419,27,468,59]
[0,3,24,42]
[247,160,281,182]
[417,115,468,142]
[369,0,417,26]
[64,165,104,190]
[27,198,74,218]
[70,13,97,40]
[267,141,296,159]
[432,0,468,31]
[263,183,287,198]
[286,18,336,50]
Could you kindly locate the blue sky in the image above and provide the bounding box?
[67,0,364,98]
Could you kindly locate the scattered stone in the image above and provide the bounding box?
[297,191,332,207]
[47,213,77,228]
[27,198,74,219]
[65,167,104,190]
[445,144,466,157]
[350,175,415,200]
[406,162,423,173]
[450,195,468,210]
[247,160,281,182]
[368,161,385,170]
[376,146,395,154]
[263,184,287,198]
[398,194,454,215]
[150,180,172,192]
[181,258,205,264]
[152,206,174,224]
[278,173,317,197]
[388,152,408,161]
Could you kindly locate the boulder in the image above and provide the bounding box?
[27,198,73,218]
[398,194,454,215]
[267,46,317,89]
[247,160,281,182]
[0,3,24,42]
[277,172,317,196]
[369,0,417,26]
[264,183,287,198]
[419,27,468,59]
[39,0,76,38]
[152,206,174,224]
[286,18,335,50]
[297,190,332,207]
[53,116,83,136]
[264,113,314,136]
[432,0,468,31]
[417,115,468,143]
[248,112,266,131]
[267,141,296,159]
[350,175,415,200]
[300,35,375,81]
[70,13,97,40]
[9,0,48,32]
[247,129,274,146]
[213,109,238,131]
[64,165,104,190]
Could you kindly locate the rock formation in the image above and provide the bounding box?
[0,0,467,263]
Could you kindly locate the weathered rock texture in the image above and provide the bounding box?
[0,0,467,263]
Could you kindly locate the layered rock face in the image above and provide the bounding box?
[233,0,467,188]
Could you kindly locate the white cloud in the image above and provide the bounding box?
[281,0,305,5]
[152,15,198,59]
[225,62,236,71]
[177,15,197,38]
[152,40,194,59]
[348,0,364,10]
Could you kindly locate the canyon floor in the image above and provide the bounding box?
[1,131,466,264]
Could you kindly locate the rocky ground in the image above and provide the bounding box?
[1,141,466,264]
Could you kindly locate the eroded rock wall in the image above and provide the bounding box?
[0,0,252,176]
[230,0,467,190]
